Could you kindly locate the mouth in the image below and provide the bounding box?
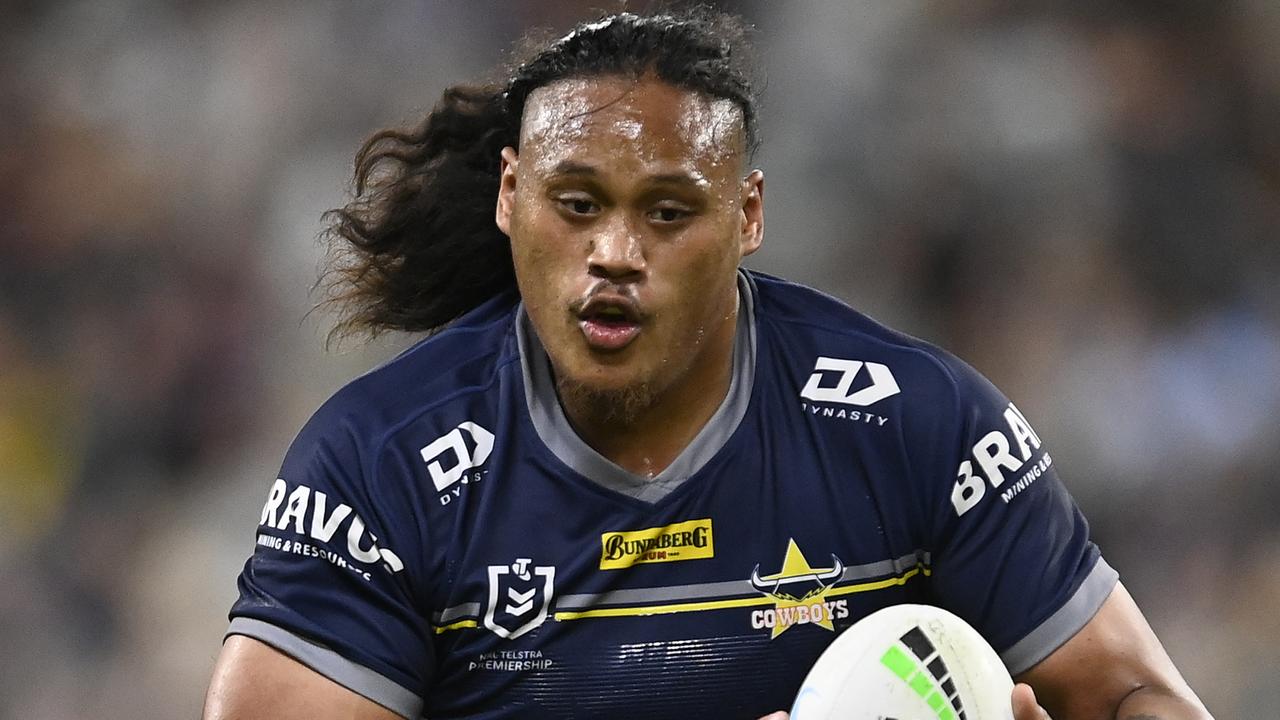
[575,295,644,352]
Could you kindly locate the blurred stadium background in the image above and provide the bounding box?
[1,0,1277,717]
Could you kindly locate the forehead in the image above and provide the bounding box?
[518,76,744,173]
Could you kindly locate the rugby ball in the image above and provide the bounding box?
[790,604,1014,720]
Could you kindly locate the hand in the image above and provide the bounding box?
[1013,682,1052,720]
[755,713,788,720]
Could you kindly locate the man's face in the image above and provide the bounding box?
[496,76,763,415]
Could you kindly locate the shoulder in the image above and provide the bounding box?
[748,271,1028,513]
[288,294,519,485]
[748,271,984,418]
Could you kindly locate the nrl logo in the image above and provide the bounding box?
[484,558,555,639]
[749,539,849,638]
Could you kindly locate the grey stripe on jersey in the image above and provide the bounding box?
[432,601,481,625]
[537,549,930,611]
[226,617,423,720]
[840,549,931,581]
[999,557,1119,675]
[556,578,756,609]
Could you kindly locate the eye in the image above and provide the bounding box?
[647,205,693,224]
[555,194,600,217]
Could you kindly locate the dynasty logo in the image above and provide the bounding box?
[799,357,899,428]
[599,518,714,570]
[749,539,849,638]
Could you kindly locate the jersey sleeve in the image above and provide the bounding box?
[920,356,1118,675]
[227,393,431,719]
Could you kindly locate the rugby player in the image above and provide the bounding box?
[204,9,1212,720]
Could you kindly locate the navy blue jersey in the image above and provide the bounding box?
[228,272,1116,719]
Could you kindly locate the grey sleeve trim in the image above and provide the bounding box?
[226,617,423,720]
[1000,556,1120,675]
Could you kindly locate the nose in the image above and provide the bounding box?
[587,222,645,282]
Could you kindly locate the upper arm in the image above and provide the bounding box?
[918,354,1110,667]
[904,354,1208,719]
[204,635,405,720]
[1016,582,1211,720]
[224,395,435,717]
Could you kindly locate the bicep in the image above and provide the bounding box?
[1015,582,1208,720]
[204,635,406,720]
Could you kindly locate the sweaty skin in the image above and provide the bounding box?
[496,75,764,478]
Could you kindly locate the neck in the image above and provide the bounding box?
[559,300,740,479]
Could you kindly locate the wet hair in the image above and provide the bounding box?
[321,7,758,339]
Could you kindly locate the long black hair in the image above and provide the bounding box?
[321,7,758,339]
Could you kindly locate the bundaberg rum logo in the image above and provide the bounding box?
[599,518,714,570]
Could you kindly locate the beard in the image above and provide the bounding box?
[554,373,658,428]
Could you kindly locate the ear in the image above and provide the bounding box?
[739,169,764,258]
[495,146,519,237]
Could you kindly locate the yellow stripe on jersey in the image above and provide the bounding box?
[555,594,770,621]
[824,565,931,599]
[433,619,478,634]
[554,564,931,622]
[430,564,930,633]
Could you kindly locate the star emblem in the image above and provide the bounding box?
[750,538,845,638]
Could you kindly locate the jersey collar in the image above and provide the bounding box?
[516,271,758,503]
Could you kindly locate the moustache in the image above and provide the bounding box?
[569,281,646,322]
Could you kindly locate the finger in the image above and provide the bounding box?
[1011,683,1051,720]
[756,713,789,720]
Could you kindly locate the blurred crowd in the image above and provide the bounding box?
[0,1,1276,717]
[756,2,1280,712]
